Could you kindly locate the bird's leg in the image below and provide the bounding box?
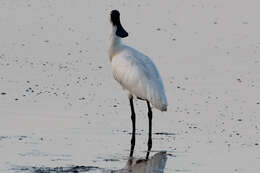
[146,101,153,160]
[129,96,136,157]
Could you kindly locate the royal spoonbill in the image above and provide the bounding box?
[109,10,168,159]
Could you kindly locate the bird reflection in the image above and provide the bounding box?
[114,151,167,173]
[120,123,167,173]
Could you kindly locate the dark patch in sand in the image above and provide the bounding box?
[103,158,120,162]
[13,165,105,173]
[154,132,175,136]
[0,136,8,140]
[166,153,176,157]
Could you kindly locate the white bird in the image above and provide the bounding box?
[108,10,168,159]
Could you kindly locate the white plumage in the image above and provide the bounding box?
[111,45,168,111]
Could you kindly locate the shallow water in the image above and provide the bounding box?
[1,0,260,172]
[13,151,167,173]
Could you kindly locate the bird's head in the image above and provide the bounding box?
[110,10,128,38]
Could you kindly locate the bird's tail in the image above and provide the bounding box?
[151,90,168,112]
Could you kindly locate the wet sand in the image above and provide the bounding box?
[0,0,260,172]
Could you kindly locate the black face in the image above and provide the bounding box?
[110,10,128,38]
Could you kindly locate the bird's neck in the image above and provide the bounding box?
[109,26,124,61]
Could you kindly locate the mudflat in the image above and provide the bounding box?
[0,0,259,172]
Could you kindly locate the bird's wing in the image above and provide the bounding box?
[111,46,167,111]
